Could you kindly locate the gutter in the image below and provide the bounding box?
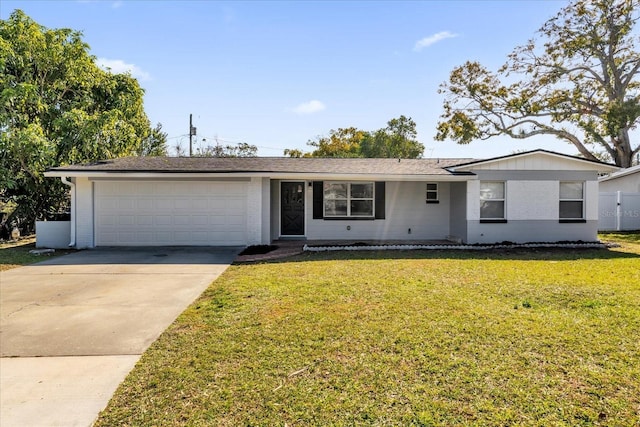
[60,177,76,247]
[45,171,476,182]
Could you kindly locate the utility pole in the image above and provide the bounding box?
[189,114,197,157]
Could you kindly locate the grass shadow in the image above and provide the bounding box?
[249,246,639,264]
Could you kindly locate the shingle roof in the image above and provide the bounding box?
[49,156,475,176]
[599,164,640,182]
[450,148,618,170]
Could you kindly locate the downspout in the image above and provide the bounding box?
[60,177,76,247]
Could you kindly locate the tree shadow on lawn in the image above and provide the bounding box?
[257,246,639,264]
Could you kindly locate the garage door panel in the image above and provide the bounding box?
[137,199,154,210]
[154,215,172,226]
[116,232,136,244]
[155,198,174,210]
[227,215,245,226]
[173,215,190,226]
[226,198,245,209]
[136,215,153,226]
[155,231,172,242]
[97,215,116,226]
[190,232,211,243]
[95,181,248,246]
[192,215,208,226]
[192,199,208,210]
[98,232,117,245]
[118,216,135,226]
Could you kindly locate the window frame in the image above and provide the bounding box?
[480,181,506,223]
[426,183,439,204]
[323,181,375,218]
[559,181,585,222]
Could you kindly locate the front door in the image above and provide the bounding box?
[281,182,305,236]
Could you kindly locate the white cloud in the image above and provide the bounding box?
[292,100,326,115]
[97,58,150,80]
[413,31,459,51]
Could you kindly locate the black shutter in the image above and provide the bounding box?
[375,181,385,219]
[313,181,323,219]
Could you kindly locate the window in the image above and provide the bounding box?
[559,181,584,220]
[324,182,374,217]
[426,183,439,203]
[480,181,505,221]
[313,181,385,220]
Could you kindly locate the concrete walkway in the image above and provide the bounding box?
[0,247,239,427]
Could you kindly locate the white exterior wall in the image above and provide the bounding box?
[599,173,640,193]
[466,180,480,221]
[75,177,95,248]
[246,177,264,245]
[261,177,271,244]
[465,178,599,243]
[305,181,451,241]
[463,153,610,171]
[507,181,558,220]
[585,181,599,221]
[35,221,71,249]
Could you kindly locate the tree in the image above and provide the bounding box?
[195,141,258,157]
[306,127,366,157]
[140,123,169,157]
[285,117,424,158]
[436,0,640,167]
[283,148,305,158]
[0,10,167,233]
[361,115,424,158]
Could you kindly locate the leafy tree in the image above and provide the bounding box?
[140,123,168,157]
[436,0,639,167]
[361,115,424,158]
[306,127,366,158]
[283,148,305,158]
[0,10,167,233]
[285,117,424,158]
[196,141,258,157]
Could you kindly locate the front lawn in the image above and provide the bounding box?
[0,237,72,271]
[96,236,640,426]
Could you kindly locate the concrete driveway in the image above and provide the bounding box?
[0,247,239,427]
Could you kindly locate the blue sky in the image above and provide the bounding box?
[1,0,584,159]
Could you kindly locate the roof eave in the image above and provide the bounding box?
[44,170,476,181]
[599,164,640,182]
[448,149,619,173]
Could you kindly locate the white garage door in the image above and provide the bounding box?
[95,181,248,246]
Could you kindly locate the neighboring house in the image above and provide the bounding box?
[599,164,640,193]
[43,149,618,248]
[598,164,640,231]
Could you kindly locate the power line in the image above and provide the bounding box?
[166,134,189,140]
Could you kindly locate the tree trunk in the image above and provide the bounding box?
[615,130,634,168]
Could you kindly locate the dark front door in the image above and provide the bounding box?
[281,182,305,236]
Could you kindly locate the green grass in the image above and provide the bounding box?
[599,230,640,246]
[96,236,638,426]
[0,237,46,271]
[0,237,75,271]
